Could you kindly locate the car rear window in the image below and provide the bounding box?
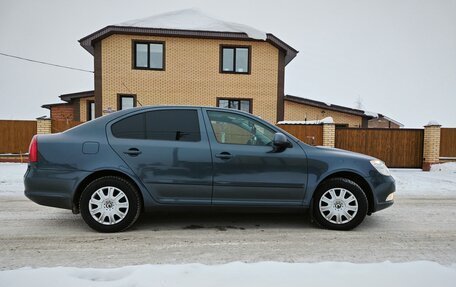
[111,109,200,142]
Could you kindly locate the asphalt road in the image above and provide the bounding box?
[1,195,455,269]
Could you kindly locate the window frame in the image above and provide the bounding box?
[216,97,253,113]
[117,94,137,111]
[219,45,251,74]
[86,100,95,121]
[132,40,166,71]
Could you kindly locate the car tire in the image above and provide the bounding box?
[80,176,141,233]
[312,177,368,230]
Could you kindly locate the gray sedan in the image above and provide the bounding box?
[24,106,395,232]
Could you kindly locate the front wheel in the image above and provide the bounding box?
[312,178,368,230]
[80,176,141,232]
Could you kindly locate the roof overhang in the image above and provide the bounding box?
[59,90,94,102]
[284,95,372,118]
[79,26,298,65]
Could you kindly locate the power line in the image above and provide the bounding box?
[0,52,94,73]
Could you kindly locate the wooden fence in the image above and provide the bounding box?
[440,128,456,158]
[277,124,323,146]
[51,120,82,133]
[0,120,37,154]
[335,128,424,168]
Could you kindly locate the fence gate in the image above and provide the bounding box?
[335,128,424,168]
[277,124,323,146]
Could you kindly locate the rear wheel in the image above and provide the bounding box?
[80,176,141,232]
[312,177,368,230]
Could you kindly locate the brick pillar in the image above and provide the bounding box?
[37,119,51,134]
[422,122,441,171]
[322,123,335,147]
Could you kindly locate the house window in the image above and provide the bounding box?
[217,98,252,113]
[134,41,165,70]
[87,100,95,121]
[220,46,250,74]
[118,94,137,111]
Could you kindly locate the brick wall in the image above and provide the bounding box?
[50,104,75,121]
[79,96,95,122]
[422,124,441,170]
[99,35,280,123]
[284,100,363,127]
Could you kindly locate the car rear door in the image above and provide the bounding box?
[107,107,213,205]
[202,108,308,206]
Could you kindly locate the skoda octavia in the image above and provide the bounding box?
[24,106,395,232]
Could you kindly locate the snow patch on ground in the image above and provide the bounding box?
[430,162,456,173]
[0,163,26,195]
[0,261,455,287]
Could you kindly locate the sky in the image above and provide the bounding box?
[0,0,455,127]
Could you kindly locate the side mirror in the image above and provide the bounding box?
[272,132,291,152]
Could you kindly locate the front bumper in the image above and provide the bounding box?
[24,165,90,210]
[369,174,395,213]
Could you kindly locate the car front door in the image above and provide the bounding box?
[203,109,308,206]
[107,107,213,205]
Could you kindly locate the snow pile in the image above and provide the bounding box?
[278,117,334,125]
[0,163,26,195]
[119,9,267,40]
[1,261,455,287]
[430,162,456,173]
[390,168,456,197]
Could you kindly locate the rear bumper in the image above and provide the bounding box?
[24,165,90,210]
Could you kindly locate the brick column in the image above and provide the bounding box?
[37,119,51,134]
[422,122,441,171]
[322,123,335,147]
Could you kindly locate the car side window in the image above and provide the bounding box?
[207,111,275,146]
[111,113,146,139]
[146,110,201,142]
[111,109,201,142]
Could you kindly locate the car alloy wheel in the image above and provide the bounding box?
[318,188,358,224]
[89,186,130,225]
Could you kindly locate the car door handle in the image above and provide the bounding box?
[215,152,232,160]
[124,148,142,156]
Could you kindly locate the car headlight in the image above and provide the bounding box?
[370,159,391,176]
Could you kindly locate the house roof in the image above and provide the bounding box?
[284,95,371,118]
[42,90,94,110]
[59,90,94,102]
[284,95,403,126]
[79,9,298,65]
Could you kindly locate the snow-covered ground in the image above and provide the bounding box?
[1,163,455,286]
[2,162,455,197]
[0,261,455,287]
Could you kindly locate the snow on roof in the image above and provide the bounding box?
[278,117,334,125]
[118,9,267,40]
[364,110,379,118]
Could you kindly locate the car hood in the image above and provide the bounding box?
[314,145,377,161]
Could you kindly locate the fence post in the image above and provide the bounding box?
[37,119,51,134]
[422,121,441,171]
[322,123,335,147]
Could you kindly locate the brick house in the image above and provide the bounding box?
[43,9,401,128]
[44,9,298,124]
[43,90,95,121]
[283,95,402,128]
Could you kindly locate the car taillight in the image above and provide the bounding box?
[29,135,38,163]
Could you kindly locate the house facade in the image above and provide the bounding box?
[43,10,401,128]
[51,10,294,124]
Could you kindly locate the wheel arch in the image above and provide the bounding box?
[72,169,144,214]
[313,171,374,214]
